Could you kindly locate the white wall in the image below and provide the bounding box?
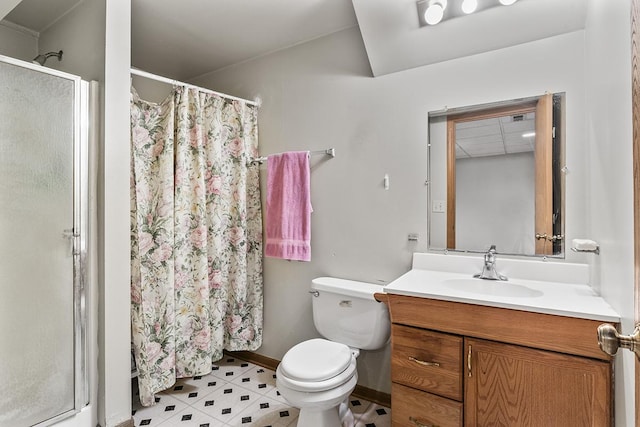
[130,74,173,103]
[101,1,132,425]
[585,0,635,425]
[0,20,37,61]
[38,0,105,82]
[192,28,589,394]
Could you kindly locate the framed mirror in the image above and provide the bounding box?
[428,93,565,257]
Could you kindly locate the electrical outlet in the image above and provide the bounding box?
[432,200,446,213]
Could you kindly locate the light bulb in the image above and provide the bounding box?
[461,0,477,14]
[424,0,447,25]
[499,0,518,5]
[424,4,444,25]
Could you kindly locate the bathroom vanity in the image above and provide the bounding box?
[381,253,620,427]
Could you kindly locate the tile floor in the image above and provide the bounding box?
[132,356,391,427]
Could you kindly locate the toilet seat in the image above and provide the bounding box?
[277,359,357,393]
[277,339,357,392]
[280,338,352,382]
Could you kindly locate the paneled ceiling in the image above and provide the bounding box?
[455,112,536,159]
[2,0,588,80]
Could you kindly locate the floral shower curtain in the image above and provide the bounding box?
[130,86,263,406]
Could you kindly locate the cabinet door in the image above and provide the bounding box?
[465,338,611,427]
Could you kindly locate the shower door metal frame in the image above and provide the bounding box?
[0,54,89,427]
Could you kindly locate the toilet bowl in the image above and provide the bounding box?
[276,277,390,427]
[276,339,358,426]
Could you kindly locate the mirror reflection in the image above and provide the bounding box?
[428,93,565,257]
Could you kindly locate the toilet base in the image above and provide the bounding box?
[295,398,355,427]
[297,406,342,427]
[277,370,358,427]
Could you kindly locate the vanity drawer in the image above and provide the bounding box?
[392,382,463,427]
[391,324,463,401]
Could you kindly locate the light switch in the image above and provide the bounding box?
[432,200,446,213]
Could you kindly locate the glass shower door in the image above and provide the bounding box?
[0,57,87,426]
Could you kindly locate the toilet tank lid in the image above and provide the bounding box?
[311,277,385,300]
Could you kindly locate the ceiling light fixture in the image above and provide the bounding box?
[418,0,521,27]
[424,0,448,25]
[522,132,536,138]
[461,0,478,14]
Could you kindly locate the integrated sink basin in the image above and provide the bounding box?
[442,278,544,298]
[383,252,621,322]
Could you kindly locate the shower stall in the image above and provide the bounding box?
[0,55,93,427]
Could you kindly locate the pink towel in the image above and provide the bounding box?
[265,151,312,261]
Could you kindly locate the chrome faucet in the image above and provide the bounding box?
[474,245,508,281]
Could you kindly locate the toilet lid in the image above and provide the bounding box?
[280,338,352,382]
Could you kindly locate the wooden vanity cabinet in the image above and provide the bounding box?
[387,294,614,427]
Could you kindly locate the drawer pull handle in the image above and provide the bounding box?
[409,356,440,367]
[468,344,472,377]
[409,416,437,427]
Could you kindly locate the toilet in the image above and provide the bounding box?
[276,277,391,427]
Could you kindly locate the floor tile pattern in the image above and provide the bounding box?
[132,356,391,427]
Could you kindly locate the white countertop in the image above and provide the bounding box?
[384,253,620,323]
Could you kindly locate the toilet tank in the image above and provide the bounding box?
[311,277,390,350]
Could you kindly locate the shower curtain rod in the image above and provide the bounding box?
[130,68,261,107]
